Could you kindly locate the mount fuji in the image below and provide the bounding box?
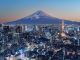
[5,10,80,25]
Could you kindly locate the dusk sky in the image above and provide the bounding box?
[0,0,80,22]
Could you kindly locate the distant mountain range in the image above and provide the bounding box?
[5,10,80,25]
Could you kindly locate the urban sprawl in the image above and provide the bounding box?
[0,23,80,60]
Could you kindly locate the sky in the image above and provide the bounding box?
[0,0,80,22]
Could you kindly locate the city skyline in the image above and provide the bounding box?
[0,0,80,23]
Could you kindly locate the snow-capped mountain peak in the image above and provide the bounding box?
[32,10,47,16]
[29,10,49,19]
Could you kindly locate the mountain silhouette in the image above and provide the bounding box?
[5,10,80,25]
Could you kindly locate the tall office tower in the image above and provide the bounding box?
[15,26,22,33]
[0,24,2,27]
[3,26,10,33]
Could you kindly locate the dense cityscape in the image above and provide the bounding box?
[0,0,80,60]
[0,21,80,60]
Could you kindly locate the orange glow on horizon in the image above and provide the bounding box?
[0,11,80,23]
[0,16,80,23]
